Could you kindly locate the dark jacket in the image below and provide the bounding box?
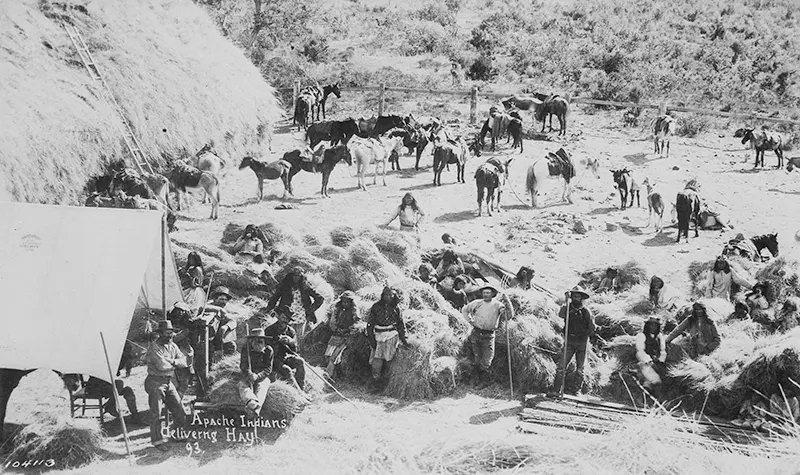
[330,303,361,337]
[367,302,408,346]
[559,305,594,341]
[240,344,274,383]
[264,321,297,363]
[266,273,324,324]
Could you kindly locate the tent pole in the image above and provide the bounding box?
[100,332,133,462]
[161,212,167,320]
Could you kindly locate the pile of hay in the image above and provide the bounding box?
[739,328,800,400]
[491,315,561,394]
[327,238,403,291]
[274,249,329,279]
[10,414,103,470]
[301,320,372,384]
[361,228,421,269]
[385,339,438,399]
[173,245,268,294]
[579,261,648,292]
[330,226,359,247]
[589,287,652,342]
[688,256,757,298]
[504,288,559,320]
[755,256,800,303]
[358,279,466,327]
[308,245,348,263]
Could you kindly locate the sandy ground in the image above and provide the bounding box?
[4,107,800,472]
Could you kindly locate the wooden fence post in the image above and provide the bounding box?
[469,86,478,125]
[659,100,667,116]
[378,83,386,116]
[292,79,300,108]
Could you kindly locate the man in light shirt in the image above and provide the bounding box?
[462,282,513,388]
[144,320,188,451]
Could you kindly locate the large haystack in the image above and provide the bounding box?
[755,256,800,303]
[0,0,281,204]
[10,414,103,470]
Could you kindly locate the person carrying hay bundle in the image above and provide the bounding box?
[265,306,308,393]
[704,256,753,301]
[266,267,324,348]
[325,291,362,379]
[384,192,425,234]
[635,317,666,399]
[462,281,512,388]
[144,320,188,452]
[239,328,274,418]
[367,286,409,393]
[556,287,595,395]
[665,301,720,359]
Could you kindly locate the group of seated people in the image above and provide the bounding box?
[415,246,492,311]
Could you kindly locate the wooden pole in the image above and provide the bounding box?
[161,213,166,320]
[470,86,478,125]
[100,332,133,460]
[378,82,386,116]
[558,291,571,397]
[659,101,667,116]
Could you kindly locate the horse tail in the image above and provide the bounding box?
[525,163,537,195]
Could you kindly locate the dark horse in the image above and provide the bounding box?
[1,369,79,442]
[475,157,513,216]
[280,145,352,197]
[675,187,701,243]
[534,95,569,136]
[610,168,640,210]
[239,155,292,200]
[723,233,779,261]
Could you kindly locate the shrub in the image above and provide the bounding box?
[675,114,711,138]
[301,36,330,63]
[467,54,496,81]
[401,22,452,56]
[412,3,456,27]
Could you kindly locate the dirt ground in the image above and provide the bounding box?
[4,107,800,472]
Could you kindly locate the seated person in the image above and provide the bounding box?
[265,306,307,392]
[441,233,458,247]
[635,317,666,399]
[202,286,237,356]
[745,282,771,325]
[325,291,361,378]
[727,298,750,321]
[83,376,142,425]
[415,263,437,286]
[182,252,206,311]
[444,276,468,310]
[665,302,720,359]
[649,276,680,312]
[167,302,197,397]
[238,328,274,418]
[232,224,265,265]
[594,268,619,293]
[515,266,535,290]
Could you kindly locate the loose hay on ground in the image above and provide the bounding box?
[579,260,648,292]
[10,414,103,470]
[755,256,800,303]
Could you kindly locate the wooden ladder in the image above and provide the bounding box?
[64,22,155,175]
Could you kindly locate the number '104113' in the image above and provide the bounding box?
[5,459,56,468]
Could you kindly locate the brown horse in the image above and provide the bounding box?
[279,145,354,196]
[534,95,569,135]
[239,155,292,200]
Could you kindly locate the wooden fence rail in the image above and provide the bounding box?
[279,83,800,127]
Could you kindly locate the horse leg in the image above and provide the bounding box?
[560,114,566,136]
[775,149,783,169]
[382,160,387,186]
[477,184,484,216]
[258,179,264,201]
[487,188,494,217]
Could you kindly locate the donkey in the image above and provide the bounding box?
[651,115,674,157]
[642,178,664,232]
[475,157,513,216]
[525,148,576,208]
[239,155,292,200]
[168,162,220,219]
[610,168,640,209]
[735,128,784,168]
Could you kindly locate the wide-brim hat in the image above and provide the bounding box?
[247,327,268,341]
[212,286,233,299]
[568,286,591,300]
[478,278,501,295]
[157,320,174,332]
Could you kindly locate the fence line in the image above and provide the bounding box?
[279,82,800,127]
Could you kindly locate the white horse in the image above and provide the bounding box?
[525,148,577,208]
[349,134,405,191]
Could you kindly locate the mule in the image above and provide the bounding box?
[475,157,513,216]
[349,135,405,190]
[674,188,700,243]
[239,155,292,200]
[736,128,784,168]
[610,168,640,209]
[642,178,664,232]
[0,369,80,442]
[534,95,569,136]
[525,148,576,208]
[501,95,543,112]
[432,136,469,186]
[168,162,220,219]
[651,115,674,157]
[723,233,779,261]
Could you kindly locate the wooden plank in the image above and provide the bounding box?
[572,97,659,109]
[666,106,800,126]
[384,86,469,96]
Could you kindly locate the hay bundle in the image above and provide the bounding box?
[207,263,269,293]
[172,238,235,263]
[308,245,347,263]
[274,249,329,279]
[362,228,421,269]
[337,330,373,383]
[605,334,638,364]
[430,356,459,395]
[330,225,358,247]
[301,321,335,366]
[385,339,436,399]
[359,279,466,327]
[10,415,103,470]
[579,260,647,292]
[208,353,241,388]
[262,381,308,420]
[403,309,467,356]
[491,315,561,393]
[504,288,559,320]
[739,328,800,399]
[755,256,800,303]
[327,238,402,291]
[689,257,757,298]
[303,233,322,246]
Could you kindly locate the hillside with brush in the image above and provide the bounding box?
[0,0,281,204]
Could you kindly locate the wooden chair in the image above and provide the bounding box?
[68,376,109,423]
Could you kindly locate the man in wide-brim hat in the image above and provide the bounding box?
[556,286,595,395]
[462,279,514,388]
[264,306,307,392]
[144,320,188,451]
[238,327,274,418]
[325,291,361,379]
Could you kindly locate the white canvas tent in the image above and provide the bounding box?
[0,202,183,382]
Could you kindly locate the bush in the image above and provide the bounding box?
[401,22,452,56]
[412,3,456,27]
[675,113,711,138]
[467,54,497,81]
[301,36,330,63]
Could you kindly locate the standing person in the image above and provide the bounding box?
[635,317,666,399]
[665,301,720,359]
[238,328,274,418]
[384,192,425,233]
[264,306,307,393]
[144,320,187,452]
[181,252,206,311]
[705,256,753,301]
[265,267,324,349]
[366,286,409,392]
[462,282,512,388]
[325,291,362,379]
[556,287,594,395]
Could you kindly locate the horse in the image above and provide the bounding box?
[318,145,353,198]
[651,115,674,157]
[489,111,511,151]
[348,135,404,190]
[386,129,413,171]
[356,115,408,138]
[193,144,224,203]
[0,369,80,442]
[642,178,664,232]
[475,157,513,216]
[293,93,314,131]
[300,83,341,122]
[508,111,523,152]
[306,119,359,149]
[787,157,800,172]
[723,233,779,261]
[674,187,700,243]
[534,95,569,135]
[168,162,220,219]
[525,148,575,208]
[432,136,469,186]
[610,168,640,209]
[239,155,292,200]
[501,95,543,112]
[735,128,784,168]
